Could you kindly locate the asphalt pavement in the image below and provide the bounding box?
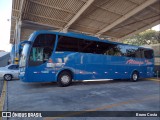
[0,78,4,97]
[1,78,160,120]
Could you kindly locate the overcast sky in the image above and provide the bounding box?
[0,0,12,52]
[0,0,159,52]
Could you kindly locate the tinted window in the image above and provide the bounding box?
[56,36,108,54]
[78,39,120,55]
[103,44,119,56]
[8,65,19,70]
[126,46,137,57]
[56,35,150,59]
[117,45,127,56]
[29,34,56,66]
[78,39,94,53]
[56,36,79,52]
[135,48,143,58]
[56,36,126,56]
[144,49,153,59]
[79,40,109,54]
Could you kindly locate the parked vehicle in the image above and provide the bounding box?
[0,64,19,81]
[19,30,154,87]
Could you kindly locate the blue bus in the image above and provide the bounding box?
[19,30,154,87]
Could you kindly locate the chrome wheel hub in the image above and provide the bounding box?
[61,75,70,84]
[133,74,137,81]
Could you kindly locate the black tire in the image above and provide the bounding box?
[131,71,139,82]
[57,71,72,87]
[4,74,12,81]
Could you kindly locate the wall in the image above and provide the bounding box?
[0,52,10,67]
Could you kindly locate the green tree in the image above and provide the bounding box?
[123,29,160,46]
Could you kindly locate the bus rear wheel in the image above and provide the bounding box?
[131,71,139,82]
[57,71,72,87]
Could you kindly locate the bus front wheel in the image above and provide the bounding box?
[131,71,139,82]
[57,71,72,87]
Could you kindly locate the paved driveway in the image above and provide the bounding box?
[1,78,160,120]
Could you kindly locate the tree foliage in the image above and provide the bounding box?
[123,29,160,46]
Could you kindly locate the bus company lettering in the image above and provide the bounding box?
[126,59,144,65]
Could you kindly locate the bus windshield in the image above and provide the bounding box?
[28,34,56,66]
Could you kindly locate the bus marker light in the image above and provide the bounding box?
[41,71,49,73]
[33,72,40,74]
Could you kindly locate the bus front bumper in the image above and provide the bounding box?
[19,71,57,82]
[19,72,26,82]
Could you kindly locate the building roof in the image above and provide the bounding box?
[10,0,160,43]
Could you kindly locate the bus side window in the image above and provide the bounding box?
[106,45,121,56]
[126,46,136,58]
[144,50,153,59]
[56,36,79,52]
[135,48,142,58]
[107,48,113,55]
